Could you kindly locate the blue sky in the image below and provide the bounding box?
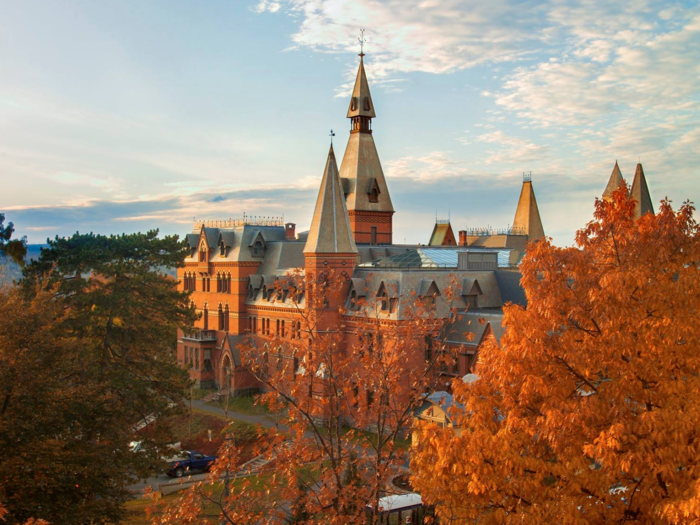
[1,0,698,246]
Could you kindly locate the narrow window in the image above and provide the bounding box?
[371,226,377,245]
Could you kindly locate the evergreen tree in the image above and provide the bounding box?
[0,230,196,524]
[0,213,27,266]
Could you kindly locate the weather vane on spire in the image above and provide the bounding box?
[329,129,335,145]
[358,28,366,57]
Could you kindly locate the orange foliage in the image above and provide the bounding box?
[157,270,459,524]
[411,188,700,524]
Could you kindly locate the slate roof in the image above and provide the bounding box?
[339,131,395,213]
[603,161,626,202]
[630,163,654,219]
[446,310,506,347]
[304,145,358,255]
[185,225,286,263]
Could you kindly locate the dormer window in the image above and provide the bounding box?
[348,290,358,311]
[351,97,358,111]
[252,240,263,257]
[363,97,371,111]
[367,178,381,203]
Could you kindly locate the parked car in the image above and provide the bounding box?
[166,450,217,478]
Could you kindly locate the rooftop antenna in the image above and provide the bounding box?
[358,28,366,57]
[329,129,335,145]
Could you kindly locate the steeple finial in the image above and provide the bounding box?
[358,28,366,57]
[329,129,335,145]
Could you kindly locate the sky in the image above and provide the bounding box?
[1,0,698,246]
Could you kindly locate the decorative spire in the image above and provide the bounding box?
[346,54,376,120]
[512,176,545,242]
[602,160,625,202]
[304,145,358,254]
[629,162,654,219]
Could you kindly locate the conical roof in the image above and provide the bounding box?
[512,180,545,241]
[346,56,376,118]
[630,163,654,219]
[602,161,625,202]
[304,145,358,254]
[339,131,394,213]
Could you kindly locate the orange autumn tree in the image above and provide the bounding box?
[156,271,460,525]
[411,187,700,524]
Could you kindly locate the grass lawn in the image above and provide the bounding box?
[206,392,274,416]
[123,475,273,524]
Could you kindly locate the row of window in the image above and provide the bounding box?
[183,272,233,293]
[249,317,303,339]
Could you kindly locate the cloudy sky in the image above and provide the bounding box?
[1,0,698,246]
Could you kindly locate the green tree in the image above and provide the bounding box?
[0,230,196,525]
[0,213,27,266]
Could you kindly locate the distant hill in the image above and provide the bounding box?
[1,244,177,285]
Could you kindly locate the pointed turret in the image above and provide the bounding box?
[512,174,545,242]
[346,55,376,119]
[602,161,625,202]
[304,145,357,255]
[629,163,654,219]
[339,54,395,245]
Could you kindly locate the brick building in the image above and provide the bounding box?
[176,53,557,393]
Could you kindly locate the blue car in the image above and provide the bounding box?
[166,450,217,478]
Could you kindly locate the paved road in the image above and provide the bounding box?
[128,401,283,494]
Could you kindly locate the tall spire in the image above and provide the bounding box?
[346,55,376,120]
[304,145,358,254]
[512,175,545,242]
[339,52,395,245]
[629,162,654,219]
[602,160,625,202]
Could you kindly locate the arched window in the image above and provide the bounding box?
[203,304,209,330]
[218,304,224,330]
[224,304,230,332]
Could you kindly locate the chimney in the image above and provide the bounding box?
[458,230,467,246]
[285,222,296,240]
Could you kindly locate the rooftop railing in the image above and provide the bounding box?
[463,226,527,236]
[193,214,285,229]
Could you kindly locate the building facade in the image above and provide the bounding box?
[175,53,652,395]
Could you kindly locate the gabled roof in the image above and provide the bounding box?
[304,145,358,255]
[461,278,483,296]
[418,279,440,297]
[349,278,367,297]
[630,163,654,219]
[429,222,456,246]
[602,161,625,202]
[219,231,235,249]
[512,180,545,241]
[346,55,376,119]
[185,233,199,249]
[203,227,220,249]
